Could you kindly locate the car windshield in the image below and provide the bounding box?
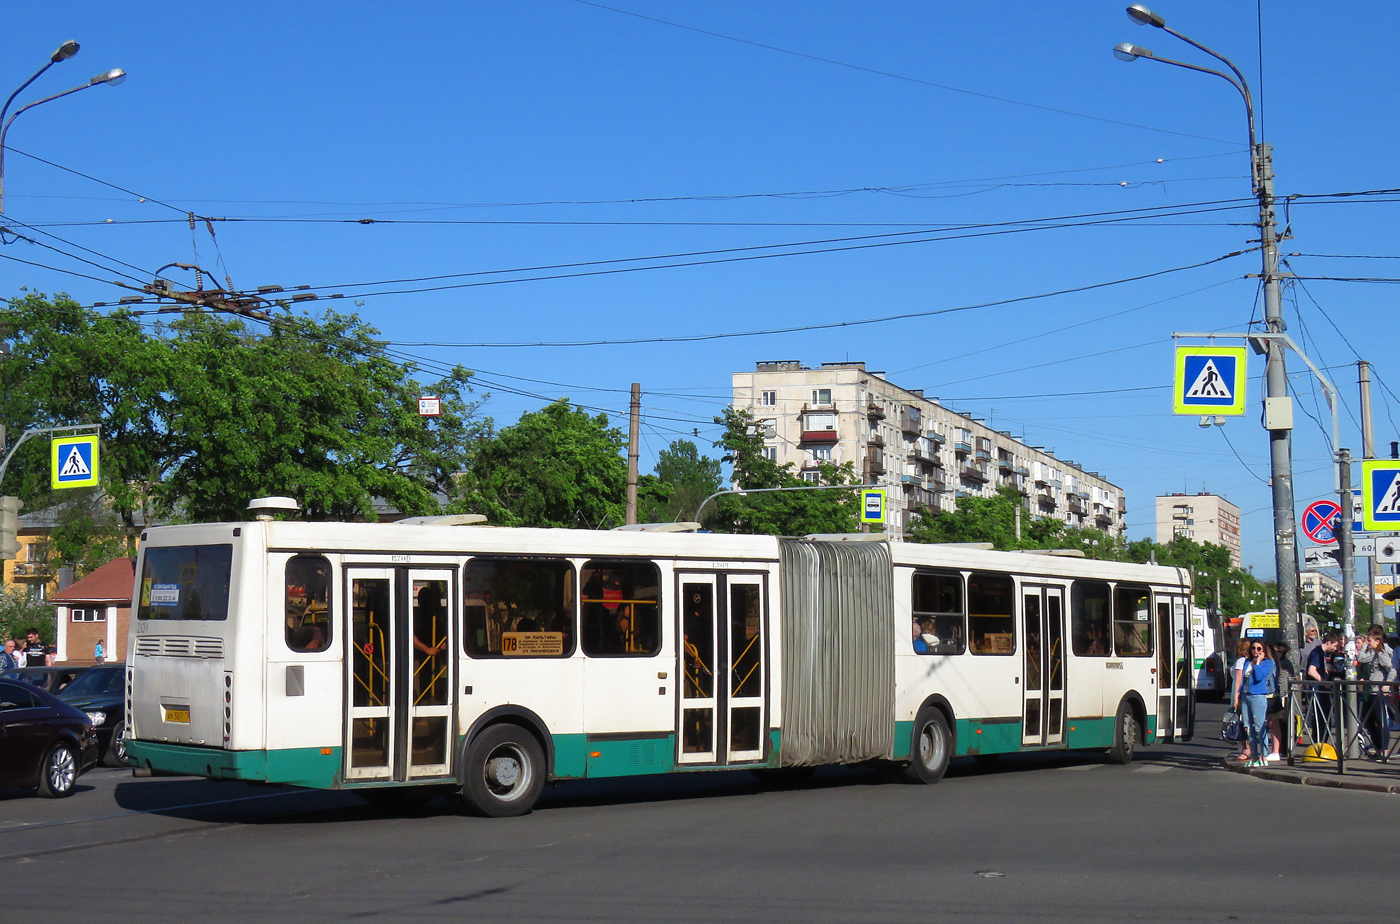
[59,667,121,697]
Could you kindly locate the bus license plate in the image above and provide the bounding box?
[163,706,190,724]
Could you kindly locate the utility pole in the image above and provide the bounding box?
[1337,449,1360,756]
[625,383,640,526]
[1113,7,1301,651]
[1255,142,1302,654]
[1359,361,1378,621]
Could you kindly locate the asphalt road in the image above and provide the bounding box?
[4,704,1397,924]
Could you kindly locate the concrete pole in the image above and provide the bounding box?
[1337,449,1360,757]
[1256,143,1302,654]
[1359,361,1378,621]
[625,383,640,526]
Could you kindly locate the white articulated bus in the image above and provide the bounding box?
[125,519,1194,816]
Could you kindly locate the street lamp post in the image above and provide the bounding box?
[0,40,125,213]
[1114,4,1302,651]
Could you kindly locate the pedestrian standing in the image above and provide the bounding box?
[1266,642,1296,760]
[1240,641,1276,768]
[1230,637,1253,761]
[94,639,105,663]
[21,627,53,667]
[1356,625,1396,757]
[0,639,19,669]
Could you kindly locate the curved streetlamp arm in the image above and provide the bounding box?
[0,77,113,213]
[1161,26,1255,119]
[0,60,59,133]
[1125,49,1258,188]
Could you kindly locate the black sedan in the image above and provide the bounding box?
[56,664,128,767]
[0,680,99,797]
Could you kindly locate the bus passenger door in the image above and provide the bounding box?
[344,566,455,782]
[1156,594,1192,742]
[1021,584,1065,748]
[346,568,395,781]
[677,571,768,766]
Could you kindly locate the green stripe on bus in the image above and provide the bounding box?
[126,741,343,789]
[1065,717,1115,749]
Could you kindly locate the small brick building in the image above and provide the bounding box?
[50,557,135,664]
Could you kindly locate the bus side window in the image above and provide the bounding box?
[967,572,1014,655]
[285,556,332,653]
[1113,585,1153,657]
[463,558,575,658]
[912,571,965,655]
[1071,580,1110,657]
[580,559,661,657]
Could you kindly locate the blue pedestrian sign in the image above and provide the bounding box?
[860,488,886,524]
[1360,460,1400,532]
[51,434,99,489]
[1173,346,1247,415]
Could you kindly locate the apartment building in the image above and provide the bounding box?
[732,360,1127,537]
[1155,493,1242,567]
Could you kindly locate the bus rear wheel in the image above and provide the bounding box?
[1107,704,1138,765]
[458,724,545,817]
[902,708,952,784]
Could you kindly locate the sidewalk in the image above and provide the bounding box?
[1221,753,1400,794]
[1200,702,1400,794]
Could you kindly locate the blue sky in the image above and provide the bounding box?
[3,1,1398,575]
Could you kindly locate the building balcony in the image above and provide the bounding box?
[901,473,923,487]
[865,400,885,419]
[10,561,46,578]
[997,457,1014,471]
[927,430,944,445]
[1095,512,1114,527]
[1015,465,1030,476]
[868,432,885,448]
[1067,496,1087,515]
[911,444,934,464]
[953,440,972,456]
[799,429,840,444]
[1037,492,1057,510]
[865,449,886,477]
[960,466,988,484]
[974,449,991,462]
[899,410,921,435]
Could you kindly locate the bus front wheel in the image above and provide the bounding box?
[1107,703,1138,765]
[902,708,952,784]
[458,724,545,817]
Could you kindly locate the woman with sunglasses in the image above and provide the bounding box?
[1240,640,1276,768]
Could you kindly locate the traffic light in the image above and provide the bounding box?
[0,495,22,561]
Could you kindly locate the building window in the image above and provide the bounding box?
[760,390,777,406]
[811,388,832,406]
[70,607,106,623]
[801,471,821,484]
[763,446,777,461]
[813,446,833,461]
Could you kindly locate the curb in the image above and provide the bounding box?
[1221,760,1400,794]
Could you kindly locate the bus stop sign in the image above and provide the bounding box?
[861,489,886,524]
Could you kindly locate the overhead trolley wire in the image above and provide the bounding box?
[572,0,1240,145]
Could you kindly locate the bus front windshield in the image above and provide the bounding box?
[138,545,234,621]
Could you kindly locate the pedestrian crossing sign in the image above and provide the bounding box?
[51,434,99,489]
[1173,346,1247,415]
[1360,459,1400,531]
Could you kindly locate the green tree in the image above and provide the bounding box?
[0,293,483,527]
[450,400,628,528]
[638,439,723,525]
[710,407,859,536]
[0,586,54,647]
